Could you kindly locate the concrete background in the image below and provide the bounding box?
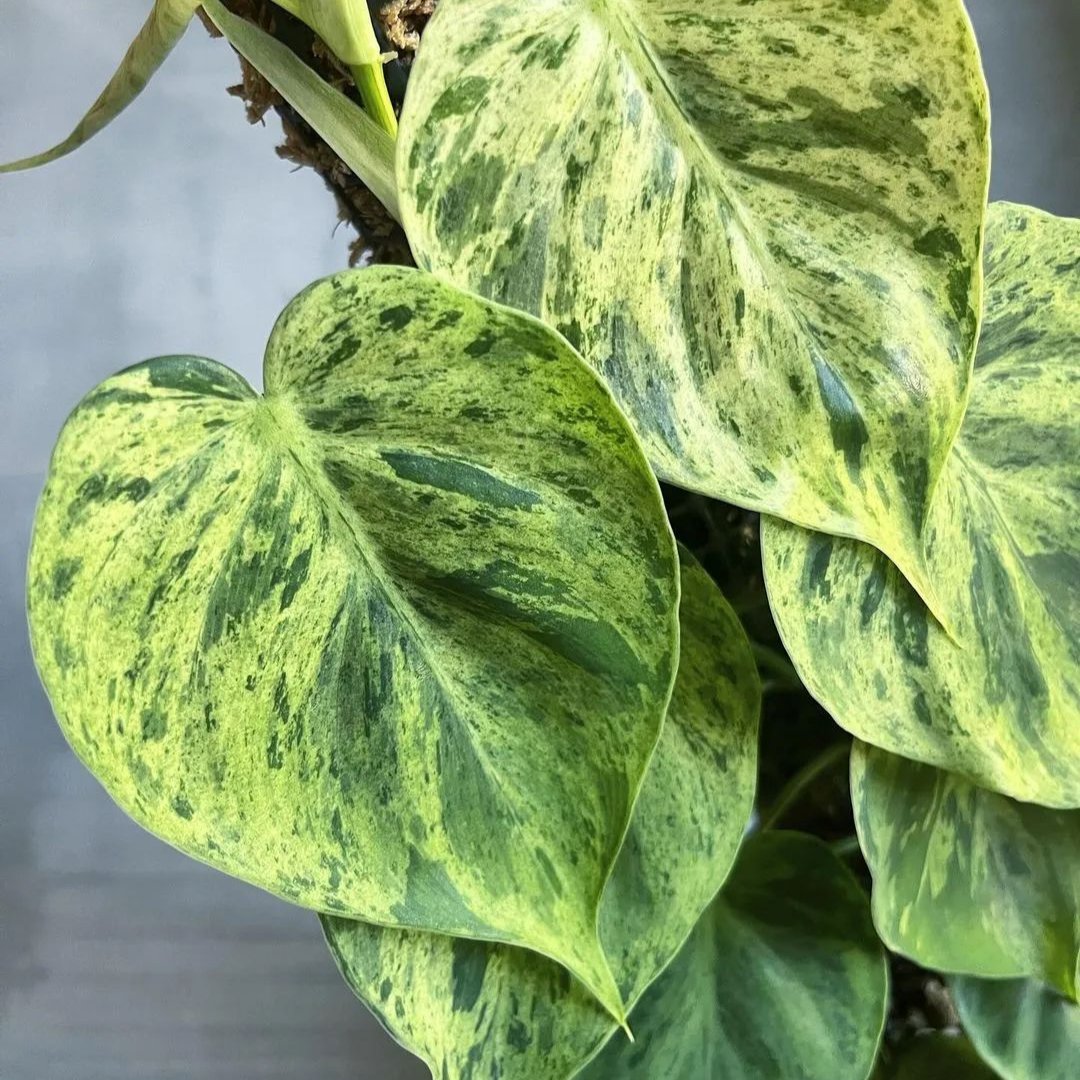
[1,2,1077,1076]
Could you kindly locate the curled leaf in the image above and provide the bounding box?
[1,0,201,172]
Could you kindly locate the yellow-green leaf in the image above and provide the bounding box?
[0,0,201,172]
[763,204,1080,807]
[28,265,681,1022]
[954,978,1080,1080]
[579,831,888,1079]
[853,744,1080,999]
[322,549,761,1080]
[397,0,990,618]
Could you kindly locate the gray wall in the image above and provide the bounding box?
[1,2,1076,1077]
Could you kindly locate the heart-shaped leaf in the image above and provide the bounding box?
[763,204,1080,807]
[28,265,681,1021]
[579,831,888,1080]
[953,978,1080,1080]
[853,743,1080,998]
[322,549,761,1080]
[398,0,990,617]
[0,0,201,172]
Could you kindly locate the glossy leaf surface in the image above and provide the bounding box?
[579,831,888,1079]
[28,266,681,1020]
[323,550,760,1080]
[0,0,200,172]
[399,0,990,614]
[853,744,1080,998]
[764,204,1080,806]
[954,978,1080,1080]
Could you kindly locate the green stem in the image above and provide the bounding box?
[760,741,850,831]
[349,60,397,137]
[750,641,803,692]
[830,834,862,859]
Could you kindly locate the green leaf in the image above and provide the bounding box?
[0,0,201,172]
[201,0,400,218]
[580,831,889,1080]
[397,0,990,618]
[322,548,761,1080]
[881,1035,1001,1080]
[954,978,1080,1080]
[762,204,1080,807]
[28,265,681,1022]
[853,744,1080,999]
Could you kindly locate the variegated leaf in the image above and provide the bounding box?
[954,978,1080,1080]
[398,0,990,617]
[28,266,682,1022]
[763,204,1080,807]
[579,831,888,1080]
[0,0,201,172]
[322,549,761,1080]
[853,744,1080,998]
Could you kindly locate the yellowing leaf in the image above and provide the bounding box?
[763,204,1080,807]
[1,0,201,172]
[28,266,682,1022]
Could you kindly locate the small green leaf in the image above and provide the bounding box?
[322,549,761,1080]
[28,266,681,1022]
[0,0,201,172]
[881,1035,1000,1080]
[763,204,1080,807]
[954,978,1080,1080]
[201,0,399,218]
[579,831,888,1080]
[853,744,1080,998]
[398,0,990,619]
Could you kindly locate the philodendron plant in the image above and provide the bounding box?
[6,1,1078,1078]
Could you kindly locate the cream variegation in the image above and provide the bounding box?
[953,978,1080,1080]
[28,266,682,1022]
[763,204,1080,807]
[580,831,888,1080]
[0,0,201,172]
[398,0,990,619]
[853,744,1080,998]
[322,549,760,1080]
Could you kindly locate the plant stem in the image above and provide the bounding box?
[760,741,850,831]
[830,835,862,859]
[750,641,803,692]
[349,60,398,137]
